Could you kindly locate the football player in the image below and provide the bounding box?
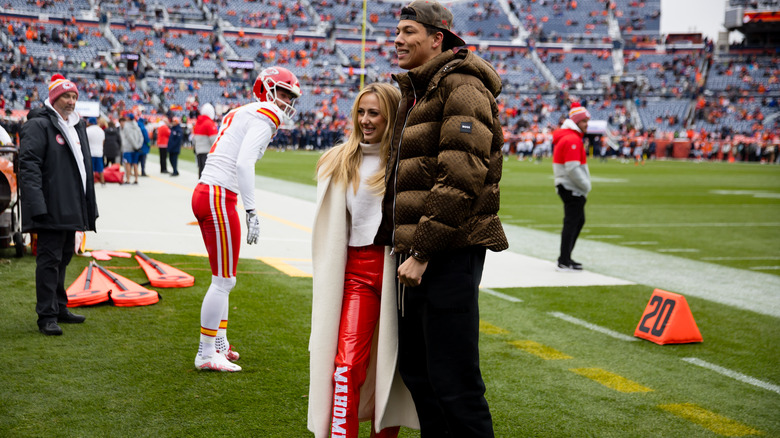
[191,66,301,372]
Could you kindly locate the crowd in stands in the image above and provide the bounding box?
[512,0,613,44]
[0,0,777,160]
[623,51,704,98]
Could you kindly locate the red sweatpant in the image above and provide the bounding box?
[191,183,240,277]
[331,245,399,438]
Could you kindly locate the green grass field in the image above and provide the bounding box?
[2,152,778,437]
[254,150,780,275]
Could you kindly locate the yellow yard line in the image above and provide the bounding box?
[509,340,572,360]
[479,320,509,335]
[659,403,763,437]
[570,368,653,393]
[257,257,312,277]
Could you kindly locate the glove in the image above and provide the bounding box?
[246,210,260,245]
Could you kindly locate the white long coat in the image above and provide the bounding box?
[307,173,419,437]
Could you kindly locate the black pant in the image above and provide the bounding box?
[397,247,494,438]
[139,152,147,175]
[169,152,179,175]
[35,229,75,327]
[104,155,118,167]
[196,153,207,178]
[159,148,168,172]
[556,184,586,264]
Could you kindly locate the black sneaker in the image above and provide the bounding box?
[58,311,86,324]
[570,261,583,270]
[39,321,63,336]
[556,262,575,272]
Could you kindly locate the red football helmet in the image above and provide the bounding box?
[253,66,302,119]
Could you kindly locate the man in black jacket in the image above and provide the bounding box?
[20,74,98,335]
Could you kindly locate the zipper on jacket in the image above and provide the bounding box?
[390,80,417,255]
[397,253,408,317]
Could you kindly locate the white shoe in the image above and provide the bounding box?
[217,345,240,362]
[194,353,242,372]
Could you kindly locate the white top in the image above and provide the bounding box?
[198,101,283,212]
[46,99,86,194]
[346,142,383,247]
[86,124,105,157]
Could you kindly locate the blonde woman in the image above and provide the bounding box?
[308,83,418,438]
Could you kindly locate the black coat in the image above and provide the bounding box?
[167,124,184,154]
[103,125,122,159]
[19,106,98,233]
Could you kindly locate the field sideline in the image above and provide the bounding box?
[1,151,778,436]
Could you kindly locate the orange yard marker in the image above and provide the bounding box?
[93,263,160,307]
[66,262,110,307]
[135,250,195,288]
[634,289,702,345]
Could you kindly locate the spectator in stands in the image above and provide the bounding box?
[120,114,143,184]
[86,117,105,186]
[103,118,121,167]
[552,102,591,272]
[192,103,218,178]
[374,2,507,436]
[19,74,97,336]
[155,118,171,174]
[167,116,184,176]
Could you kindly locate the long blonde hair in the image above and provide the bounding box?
[316,82,401,194]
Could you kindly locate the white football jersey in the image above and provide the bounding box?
[198,101,284,211]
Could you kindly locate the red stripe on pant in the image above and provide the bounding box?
[331,245,399,438]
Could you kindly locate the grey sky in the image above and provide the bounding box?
[661,0,738,42]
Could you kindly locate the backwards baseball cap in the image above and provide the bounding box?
[569,102,591,124]
[400,0,465,48]
[48,74,79,103]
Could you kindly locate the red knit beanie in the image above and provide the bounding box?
[568,101,591,124]
[48,74,79,103]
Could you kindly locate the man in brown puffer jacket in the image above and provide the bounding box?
[373,1,507,436]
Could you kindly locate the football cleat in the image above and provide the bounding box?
[194,353,242,372]
[217,345,240,362]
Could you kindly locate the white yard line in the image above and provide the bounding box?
[548,312,638,342]
[503,226,780,318]
[481,288,523,303]
[88,159,780,319]
[681,358,780,395]
[531,222,780,228]
[702,256,780,261]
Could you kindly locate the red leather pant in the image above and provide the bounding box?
[331,245,399,438]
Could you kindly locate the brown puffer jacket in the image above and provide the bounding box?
[374,49,508,261]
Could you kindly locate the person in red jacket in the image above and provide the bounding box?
[192,103,218,178]
[552,102,592,271]
[155,119,171,174]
